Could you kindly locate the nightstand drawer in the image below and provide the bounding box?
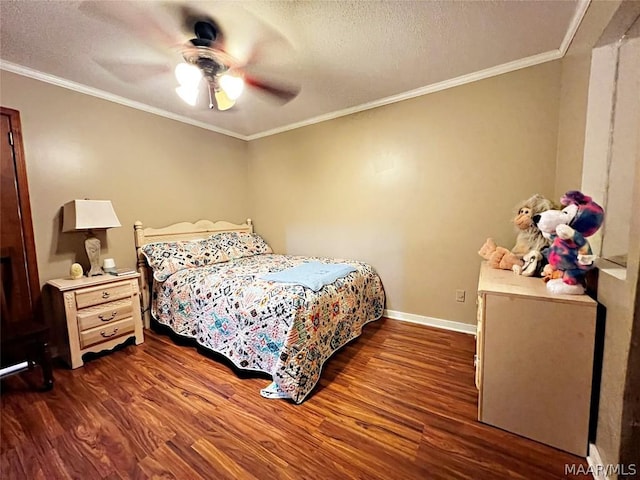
[79,317,135,348]
[75,281,132,309]
[77,298,133,331]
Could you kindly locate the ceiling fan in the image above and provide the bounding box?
[80,2,301,111]
[176,18,245,110]
[175,11,301,111]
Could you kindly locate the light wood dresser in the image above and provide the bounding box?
[47,272,144,368]
[475,262,597,456]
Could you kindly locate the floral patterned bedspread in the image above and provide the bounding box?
[151,254,385,403]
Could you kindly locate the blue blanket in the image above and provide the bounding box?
[261,261,357,291]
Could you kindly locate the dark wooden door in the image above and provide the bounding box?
[0,107,40,326]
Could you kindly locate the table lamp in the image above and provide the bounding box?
[62,200,121,276]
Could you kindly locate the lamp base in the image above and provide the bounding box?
[85,236,103,276]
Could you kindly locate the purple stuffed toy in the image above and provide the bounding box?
[533,191,604,295]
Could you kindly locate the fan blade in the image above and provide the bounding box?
[245,75,300,104]
[240,26,297,71]
[94,59,171,84]
[79,1,183,52]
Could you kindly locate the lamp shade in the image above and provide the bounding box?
[62,200,121,232]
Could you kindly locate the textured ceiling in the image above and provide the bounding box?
[0,0,586,140]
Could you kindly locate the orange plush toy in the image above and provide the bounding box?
[478,194,554,272]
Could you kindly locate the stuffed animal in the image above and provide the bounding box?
[533,190,604,295]
[478,194,554,273]
[513,250,544,277]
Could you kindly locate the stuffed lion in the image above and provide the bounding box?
[478,194,554,273]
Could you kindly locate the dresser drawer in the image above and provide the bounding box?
[75,281,132,309]
[76,298,133,331]
[79,317,135,349]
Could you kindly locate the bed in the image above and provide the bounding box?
[134,219,385,403]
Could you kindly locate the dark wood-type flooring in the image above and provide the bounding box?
[1,318,590,479]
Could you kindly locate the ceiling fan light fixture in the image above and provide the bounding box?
[219,74,244,100]
[176,85,199,106]
[175,62,202,87]
[214,87,235,111]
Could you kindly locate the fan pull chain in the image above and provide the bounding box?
[208,81,215,109]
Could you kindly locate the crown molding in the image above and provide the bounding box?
[246,48,564,140]
[1,0,588,142]
[560,0,592,55]
[0,60,248,141]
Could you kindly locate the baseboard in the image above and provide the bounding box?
[383,309,476,335]
[587,443,608,480]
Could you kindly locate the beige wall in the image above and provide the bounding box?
[555,53,592,199]
[1,57,562,328]
[0,71,249,285]
[248,61,561,325]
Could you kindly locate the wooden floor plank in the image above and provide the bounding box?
[1,318,591,479]
[191,437,259,480]
[98,397,174,461]
[1,446,23,479]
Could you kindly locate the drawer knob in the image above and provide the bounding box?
[101,291,110,299]
[100,328,119,338]
[98,311,118,322]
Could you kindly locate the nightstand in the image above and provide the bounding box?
[47,272,144,368]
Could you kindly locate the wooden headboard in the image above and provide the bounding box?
[133,218,253,328]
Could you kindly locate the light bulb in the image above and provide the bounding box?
[218,74,244,100]
[214,88,235,111]
[175,62,202,87]
[176,85,199,106]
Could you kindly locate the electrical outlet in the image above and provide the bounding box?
[456,289,466,303]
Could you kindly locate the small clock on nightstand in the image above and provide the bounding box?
[46,272,144,368]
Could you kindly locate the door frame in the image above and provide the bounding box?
[1,107,41,318]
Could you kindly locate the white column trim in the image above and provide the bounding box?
[587,443,609,480]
